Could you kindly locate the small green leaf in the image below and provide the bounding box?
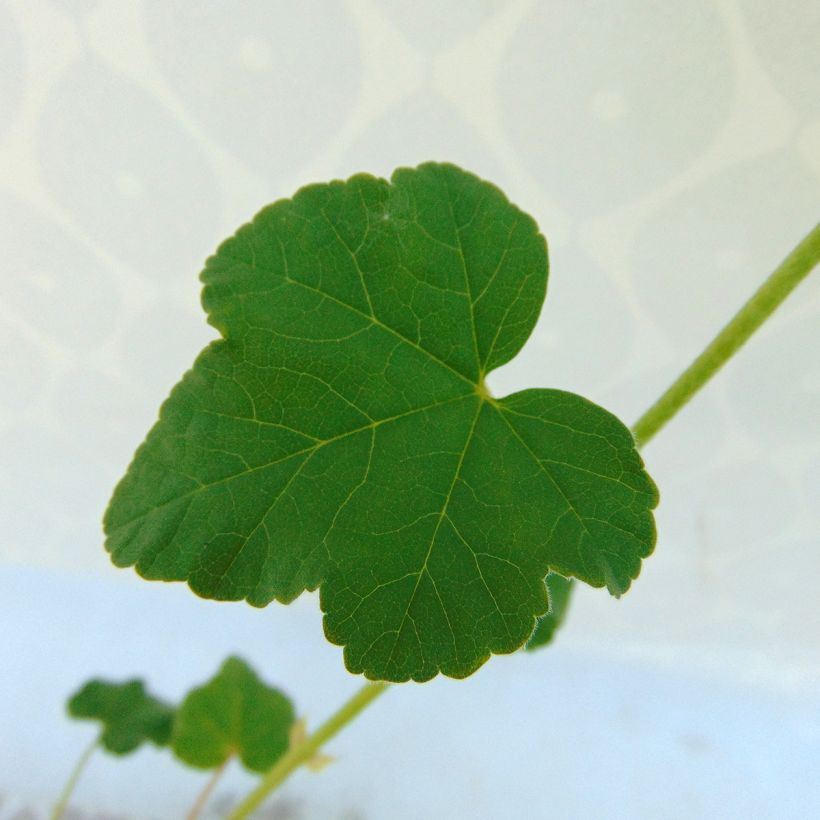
[526,573,574,650]
[172,657,295,773]
[104,162,658,682]
[67,679,174,755]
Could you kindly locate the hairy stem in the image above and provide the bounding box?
[51,736,98,820]
[632,221,820,446]
[226,222,819,817]
[227,682,389,820]
[187,754,232,820]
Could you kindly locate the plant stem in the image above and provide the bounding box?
[227,682,389,820]
[225,222,820,817]
[51,736,98,820]
[632,221,820,447]
[187,755,232,820]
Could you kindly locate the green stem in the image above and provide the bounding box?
[225,222,820,818]
[227,682,389,820]
[187,754,232,820]
[632,221,820,447]
[51,736,98,820]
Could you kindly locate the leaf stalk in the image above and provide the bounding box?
[632,221,820,446]
[51,736,99,820]
[187,754,232,820]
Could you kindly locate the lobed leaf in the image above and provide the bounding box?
[67,679,174,755]
[172,656,295,773]
[104,163,658,682]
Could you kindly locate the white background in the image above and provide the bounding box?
[1,1,818,818]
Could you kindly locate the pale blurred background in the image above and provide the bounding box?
[1,1,819,817]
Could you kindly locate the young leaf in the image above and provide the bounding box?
[526,573,574,651]
[67,679,174,755]
[104,162,658,682]
[172,657,295,773]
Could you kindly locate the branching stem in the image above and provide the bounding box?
[226,221,819,817]
[227,682,388,819]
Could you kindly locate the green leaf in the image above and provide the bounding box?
[104,162,658,682]
[526,573,574,651]
[67,679,174,755]
[172,657,295,773]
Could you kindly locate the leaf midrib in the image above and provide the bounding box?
[383,398,484,671]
